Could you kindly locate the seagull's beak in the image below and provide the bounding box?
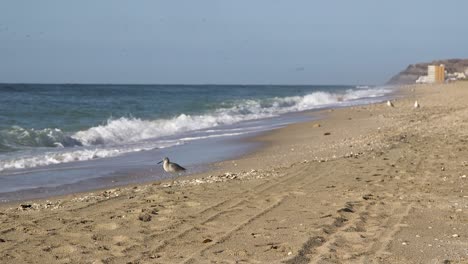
[157,160,163,164]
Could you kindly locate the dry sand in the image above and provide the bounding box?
[0,83,467,264]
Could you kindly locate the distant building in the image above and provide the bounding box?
[427,64,445,83]
[415,64,467,84]
[415,75,429,84]
[446,72,467,82]
[417,64,446,84]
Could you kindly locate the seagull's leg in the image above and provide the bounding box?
[169,174,173,186]
[177,172,184,184]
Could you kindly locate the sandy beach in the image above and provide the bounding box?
[1,82,467,263]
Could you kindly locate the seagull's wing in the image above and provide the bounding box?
[172,163,186,171]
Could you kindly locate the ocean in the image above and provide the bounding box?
[0,84,393,201]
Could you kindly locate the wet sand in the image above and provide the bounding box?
[1,82,467,263]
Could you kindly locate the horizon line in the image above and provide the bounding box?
[0,82,377,86]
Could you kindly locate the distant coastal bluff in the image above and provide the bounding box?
[387,58,468,85]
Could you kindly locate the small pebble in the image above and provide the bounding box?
[138,213,152,222]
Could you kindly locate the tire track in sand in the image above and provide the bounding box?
[180,162,330,264]
[135,161,320,262]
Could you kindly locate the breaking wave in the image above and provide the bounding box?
[0,87,391,171]
[70,87,390,146]
[0,146,154,172]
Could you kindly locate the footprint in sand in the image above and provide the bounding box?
[96,222,119,231]
[52,244,77,254]
[145,194,163,203]
[185,201,201,207]
[113,235,129,243]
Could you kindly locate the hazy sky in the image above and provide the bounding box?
[1,1,467,85]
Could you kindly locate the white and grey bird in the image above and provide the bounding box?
[157,157,186,173]
[386,100,394,107]
[414,100,420,108]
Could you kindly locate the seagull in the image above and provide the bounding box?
[414,100,420,108]
[387,100,394,107]
[157,157,186,173]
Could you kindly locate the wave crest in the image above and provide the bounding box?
[0,146,156,172]
[0,126,81,150]
[1,88,390,150]
[0,87,391,172]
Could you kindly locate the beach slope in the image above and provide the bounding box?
[1,83,468,263]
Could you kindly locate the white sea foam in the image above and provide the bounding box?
[178,132,247,142]
[0,144,171,172]
[0,126,81,149]
[0,87,391,172]
[70,87,390,146]
[0,131,247,172]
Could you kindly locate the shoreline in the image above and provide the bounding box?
[0,112,317,206]
[0,89,392,204]
[0,87,400,207]
[2,83,467,263]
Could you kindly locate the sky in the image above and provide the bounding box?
[1,1,467,85]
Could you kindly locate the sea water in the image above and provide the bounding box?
[0,84,393,201]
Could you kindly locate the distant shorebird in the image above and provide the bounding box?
[158,157,186,173]
[387,100,394,107]
[414,100,420,108]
